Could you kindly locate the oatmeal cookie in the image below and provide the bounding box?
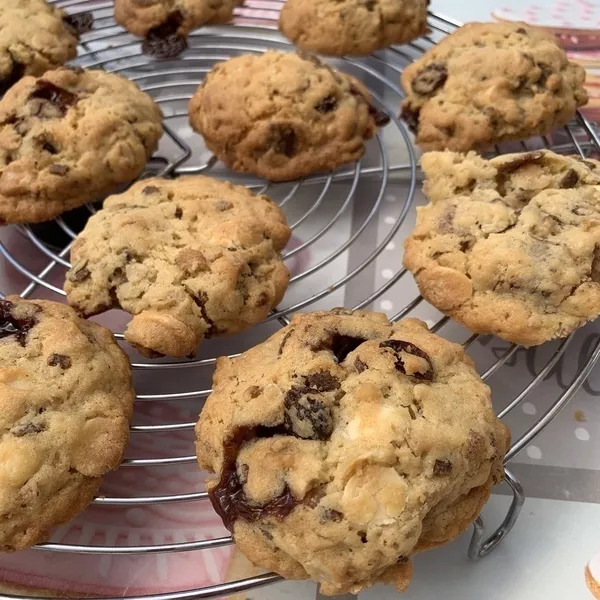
[188,51,389,181]
[0,66,163,224]
[279,0,428,56]
[65,176,291,358]
[0,296,134,551]
[196,309,509,595]
[403,150,600,345]
[400,22,587,151]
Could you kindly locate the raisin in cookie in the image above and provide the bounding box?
[404,150,600,346]
[279,0,428,57]
[115,0,242,58]
[0,66,162,224]
[0,296,134,551]
[400,22,588,151]
[65,176,291,358]
[188,51,389,181]
[0,0,82,96]
[196,309,509,595]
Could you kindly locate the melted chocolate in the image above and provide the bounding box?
[0,300,37,346]
[208,426,297,531]
[142,11,187,59]
[379,339,433,381]
[29,80,78,115]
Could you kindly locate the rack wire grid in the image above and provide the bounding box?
[0,1,599,598]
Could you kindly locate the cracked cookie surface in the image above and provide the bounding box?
[196,309,508,595]
[188,51,389,181]
[65,176,291,358]
[0,66,162,224]
[279,0,428,56]
[400,22,588,151]
[403,150,600,346]
[0,296,134,551]
[0,0,80,95]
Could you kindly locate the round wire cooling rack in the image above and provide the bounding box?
[0,1,600,598]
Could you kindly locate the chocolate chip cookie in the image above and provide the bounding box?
[188,51,389,181]
[0,0,82,96]
[279,0,428,56]
[404,150,600,346]
[400,22,588,151]
[0,296,134,551]
[115,0,242,58]
[0,66,163,224]
[196,309,509,595]
[65,176,291,358]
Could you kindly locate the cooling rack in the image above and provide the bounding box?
[0,1,599,598]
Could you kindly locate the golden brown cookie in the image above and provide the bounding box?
[196,309,509,595]
[403,150,600,346]
[0,66,163,224]
[0,0,82,95]
[188,51,389,181]
[400,22,588,151]
[279,0,428,56]
[65,176,291,358]
[0,296,134,551]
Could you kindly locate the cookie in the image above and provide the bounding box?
[0,66,163,224]
[400,22,588,151]
[403,150,600,346]
[0,0,81,95]
[64,176,291,358]
[279,0,428,57]
[115,0,242,57]
[188,51,389,181]
[0,296,134,551]
[196,309,509,595]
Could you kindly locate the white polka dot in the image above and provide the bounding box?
[380,300,393,311]
[522,402,536,415]
[381,269,394,280]
[384,216,396,225]
[386,241,396,251]
[385,194,396,203]
[526,445,542,460]
[126,508,149,527]
[575,427,590,441]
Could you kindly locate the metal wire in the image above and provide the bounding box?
[0,2,598,598]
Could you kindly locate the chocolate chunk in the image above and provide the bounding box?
[304,371,340,392]
[63,11,94,35]
[12,422,46,437]
[142,11,187,59]
[284,387,334,441]
[208,427,298,531]
[320,508,343,523]
[174,206,183,218]
[247,385,262,398]
[142,185,160,195]
[411,63,447,96]
[42,140,58,154]
[49,164,69,175]
[0,59,25,96]
[354,357,368,373]
[47,353,72,369]
[69,265,90,282]
[497,151,544,175]
[123,249,140,262]
[278,328,294,355]
[516,27,528,35]
[379,339,434,381]
[314,95,337,113]
[349,84,390,127]
[0,300,37,347]
[29,80,78,115]
[313,333,367,363]
[433,459,452,476]
[559,168,579,188]
[359,531,368,543]
[216,200,233,211]
[397,555,409,563]
[269,124,298,157]
[401,104,420,133]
